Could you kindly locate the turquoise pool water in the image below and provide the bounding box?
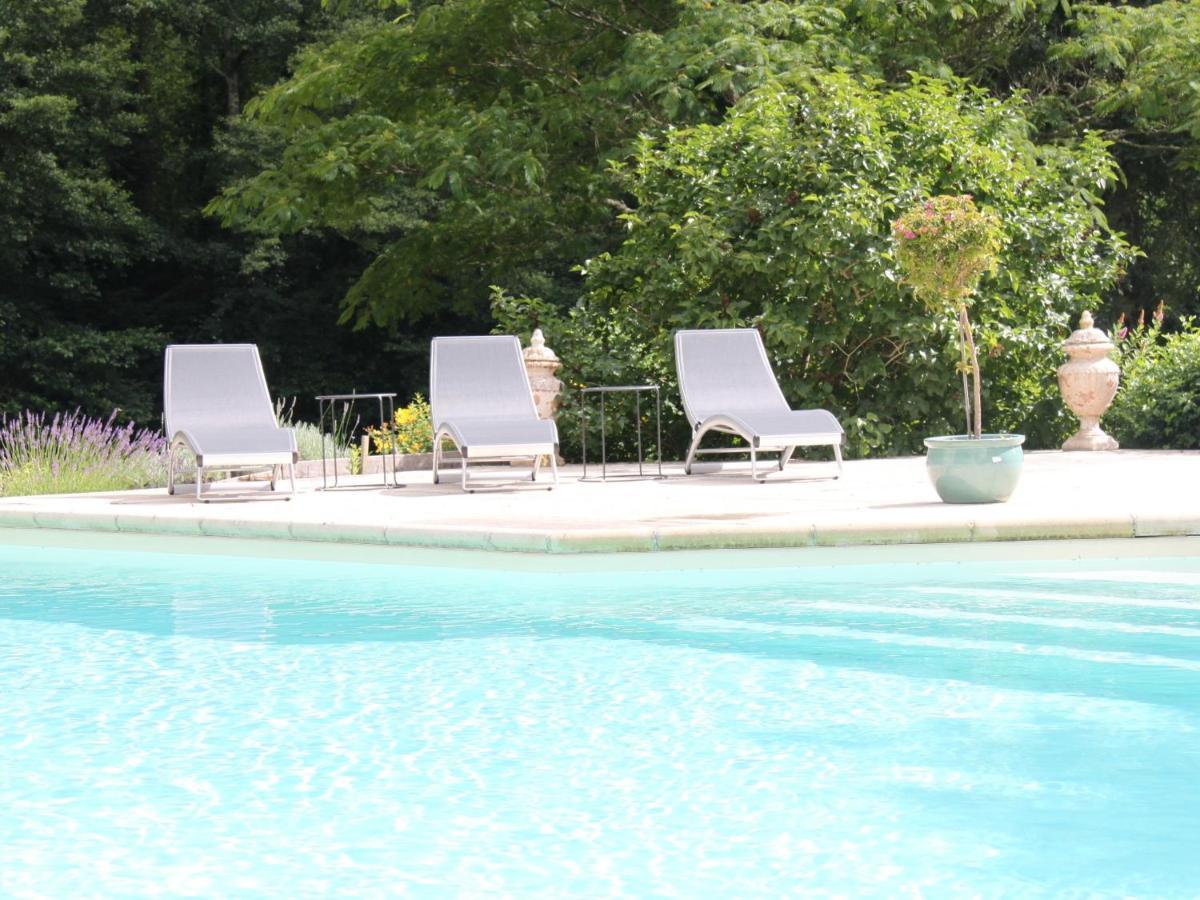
[1,541,1198,896]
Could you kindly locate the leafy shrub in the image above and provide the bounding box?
[366,395,434,455]
[0,410,168,497]
[292,422,342,462]
[513,73,1130,459]
[492,288,671,463]
[1107,308,1200,449]
[893,194,1005,437]
[275,398,351,461]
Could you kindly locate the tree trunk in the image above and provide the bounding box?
[221,45,244,117]
[958,304,983,438]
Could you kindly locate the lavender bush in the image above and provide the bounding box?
[0,410,169,497]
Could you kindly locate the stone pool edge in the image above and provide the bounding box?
[1,504,1198,555]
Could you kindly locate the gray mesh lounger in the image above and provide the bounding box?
[430,336,559,492]
[164,344,298,500]
[674,328,844,482]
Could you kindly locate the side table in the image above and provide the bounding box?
[580,384,665,481]
[315,392,402,489]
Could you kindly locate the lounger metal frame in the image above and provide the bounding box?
[675,328,844,482]
[164,344,298,501]
[430,336,559,493]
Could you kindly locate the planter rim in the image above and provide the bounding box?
[923,433,1025,449]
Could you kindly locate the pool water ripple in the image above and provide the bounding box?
[1,545,1198,896]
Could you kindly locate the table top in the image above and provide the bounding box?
[315,392,397,402]
[580,384,658,394]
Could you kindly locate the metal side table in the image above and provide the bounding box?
[579,384,665,481]
[315,392,402,489]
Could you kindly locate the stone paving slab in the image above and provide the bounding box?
[0,450,1197,554]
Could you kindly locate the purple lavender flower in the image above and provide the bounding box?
[0,409,168,497]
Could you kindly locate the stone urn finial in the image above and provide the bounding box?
[1058,311,1119,451]
[522,328,563,420]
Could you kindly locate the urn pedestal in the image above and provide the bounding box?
[522,328,563,419]
[522,329,564,465]
[1057,312,1119,451]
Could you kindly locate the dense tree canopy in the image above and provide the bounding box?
[0,0,161,417]
[0,0,403,422]
[3,0,1198,453]
[497,73,1130,455]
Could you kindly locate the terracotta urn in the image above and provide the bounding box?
[522,328,563,420]
[1057,311,1120,451]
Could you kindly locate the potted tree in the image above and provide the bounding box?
[892,194,1025,503]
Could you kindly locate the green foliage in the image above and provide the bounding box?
[1107,307,1200,450]
[892,195,1003,307]
[893,194,1005,437]
[366,394,434,455]
[207,0,868,330]
[289,422,333,461]
[570,73,1130,457]
[1058,2,1200,160]
[491,287,673,462]
[0,0,408,428]
[1049,1,1200,324]
[0,410,168,497]
[6,0,1200,456]
[0,0,165,419]
[276,397,352,460]
[846,0,1058,83]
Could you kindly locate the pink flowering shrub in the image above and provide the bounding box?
[892,194,1004,437]
[1108,303,1200,449]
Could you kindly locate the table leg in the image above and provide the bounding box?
[580,391,588,481]
[386,395,398,487]
[319,399,329,490]
[600,392,607,481]
[376,395,385,487]
[636,390,644,477]
[655,387,664,478]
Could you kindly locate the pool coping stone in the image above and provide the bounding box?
[0,450,1197,556]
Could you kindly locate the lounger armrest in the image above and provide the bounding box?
[433,421,466,451]
[692,412,757,444]
[169,428,203,460]
[283,426,299,463]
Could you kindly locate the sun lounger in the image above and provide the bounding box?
[430,335,559,492]
[674,328,844,482]
[164,344,298,500]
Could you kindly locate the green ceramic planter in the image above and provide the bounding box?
[923,434,1026,504]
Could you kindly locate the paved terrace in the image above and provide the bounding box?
[0,450,1197,554]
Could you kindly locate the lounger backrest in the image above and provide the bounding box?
[675,328,790,426]
[430,336,539,425]
[164,344,279,437]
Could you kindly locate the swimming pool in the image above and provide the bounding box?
[1,536,1198,895]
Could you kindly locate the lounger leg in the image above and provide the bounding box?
[288,462,296,496]
[270,465,278,491]
[750,445,760,482]
[432,440,441,485]
[683,429,705,476]
[531,453,542,482]
[461,452,470,493]
[549,448,558,488]
[167,451,177,496]
[833,442,843,478]
[778,446,796,472]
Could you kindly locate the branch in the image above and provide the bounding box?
[545,0,634,37]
